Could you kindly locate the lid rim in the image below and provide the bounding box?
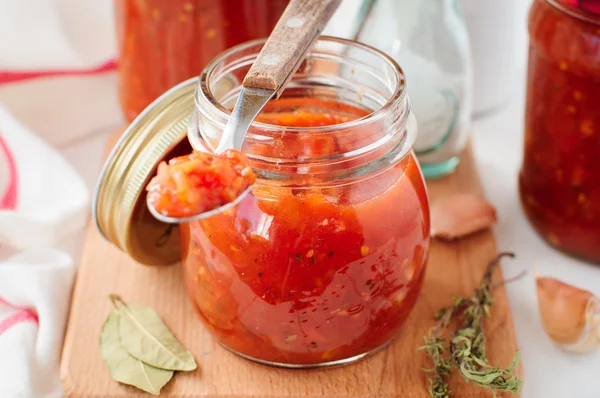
[93,78,197,265]
[93,77,199,243]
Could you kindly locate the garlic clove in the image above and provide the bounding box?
[536,276,600,353]
[430,193,497,240]
[536,277,590,344]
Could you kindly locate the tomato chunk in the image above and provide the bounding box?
[147,149,256,218]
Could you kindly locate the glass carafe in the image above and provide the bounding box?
[355,0,473,179]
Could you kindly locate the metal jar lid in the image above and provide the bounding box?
[93,78,197,266]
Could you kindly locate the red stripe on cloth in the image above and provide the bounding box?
[0,58,118,85]
[0,310,39,337]
[0,297,30,311]
[0,134,18,210]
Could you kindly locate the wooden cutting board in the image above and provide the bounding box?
[60,133,522,398]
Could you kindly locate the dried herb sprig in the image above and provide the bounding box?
[419,252,524,398]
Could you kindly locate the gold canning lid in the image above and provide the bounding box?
[93,78,197,266]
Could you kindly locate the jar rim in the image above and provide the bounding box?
[546,0,600,24]
[190,35,417,186]
[194,35,408,135]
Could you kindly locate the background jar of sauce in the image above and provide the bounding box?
[519,0,600,263]
[114,0,289,122]
[181,37,430,367]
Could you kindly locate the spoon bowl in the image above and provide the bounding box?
[145,86,275,224]
[146,185,254,224]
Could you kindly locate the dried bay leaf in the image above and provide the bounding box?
[100,310,173,395]
[111,295,197,371]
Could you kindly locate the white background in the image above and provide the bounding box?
[2,0,599,397]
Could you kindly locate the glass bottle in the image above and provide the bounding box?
[355,0,473,179]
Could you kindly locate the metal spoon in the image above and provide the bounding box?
[147,0,342,224]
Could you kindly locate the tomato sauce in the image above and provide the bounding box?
[179,99,430,365]
[114,0,289,121]
[519,0,600,263]
[147,149,255,218]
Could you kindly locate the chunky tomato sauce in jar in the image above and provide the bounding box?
[519,0,600,263]
[114,0,289,121]
[176,38,430,367]
[147,149,256,218]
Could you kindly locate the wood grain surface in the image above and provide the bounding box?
[60,135,522,398]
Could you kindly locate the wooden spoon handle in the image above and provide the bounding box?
[242,0,341,96]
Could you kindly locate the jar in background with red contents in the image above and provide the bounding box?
[519,0,600,263]
[94,37,430,368]
[114,0,289,122]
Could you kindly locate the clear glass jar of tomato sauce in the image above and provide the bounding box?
[95,37,430,368]
[519,0,600,263]
[180,38,429,366]
[114,0,289,122]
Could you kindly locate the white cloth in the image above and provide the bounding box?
[0,104,89,398]
[0,107,90,249]
[0,0,123,149]
[0,0,115,71]
[0,250,74,398]
[0,2,107,396]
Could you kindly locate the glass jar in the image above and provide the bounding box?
[114,0,289,122]
[181,38,430,367]
[355,0,472,179]
[519,0,600,263]
[94,37,430,368]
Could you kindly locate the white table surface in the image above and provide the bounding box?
[44,2,599,397]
